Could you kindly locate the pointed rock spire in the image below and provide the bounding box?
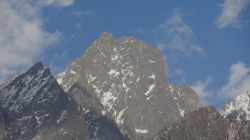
[26,61,44,74]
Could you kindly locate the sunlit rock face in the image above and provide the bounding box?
[57,32,201,140]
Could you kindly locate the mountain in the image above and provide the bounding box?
[1,32,249,140]
[0,62,89,140]
[57,32,201,140]
[221,91,250,121]
[154,107,250,140]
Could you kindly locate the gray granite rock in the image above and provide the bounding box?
[57,32,201,140]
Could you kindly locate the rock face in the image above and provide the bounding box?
[57,32,201,140]
[0,62,89,140]
[154,107,230,140]
[221,91,250,121]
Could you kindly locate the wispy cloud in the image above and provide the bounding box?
[191,76,214,105]
[219,61,250,98]
[0,0,73,83]
[170,68,186,84]
[216,0,250,28]
[153,10,206,84]
[154,10,206,58]
[48,49,71,74]
[39,0,74,7]
[191,61,250,105]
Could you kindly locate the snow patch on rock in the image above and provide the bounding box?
[116,106,128,125]
[135,129,148,134]
[145,83,155,96]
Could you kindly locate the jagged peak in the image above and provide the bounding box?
[26,61,44,74]
[97,32,152,49]
[22,61,53,80]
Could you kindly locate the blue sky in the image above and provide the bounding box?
[1,0,250,109]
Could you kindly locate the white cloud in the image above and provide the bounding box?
[154,10,206,84]
[170,68,186,84]
[40,0,74,7]
[155,10,206,58]
[216,0,250,28]
[191,76,214,105]
[219,62,250,98]
[0,0,73,83]
[191,62,250,105]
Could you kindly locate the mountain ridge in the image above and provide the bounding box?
[1,32,249,140]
